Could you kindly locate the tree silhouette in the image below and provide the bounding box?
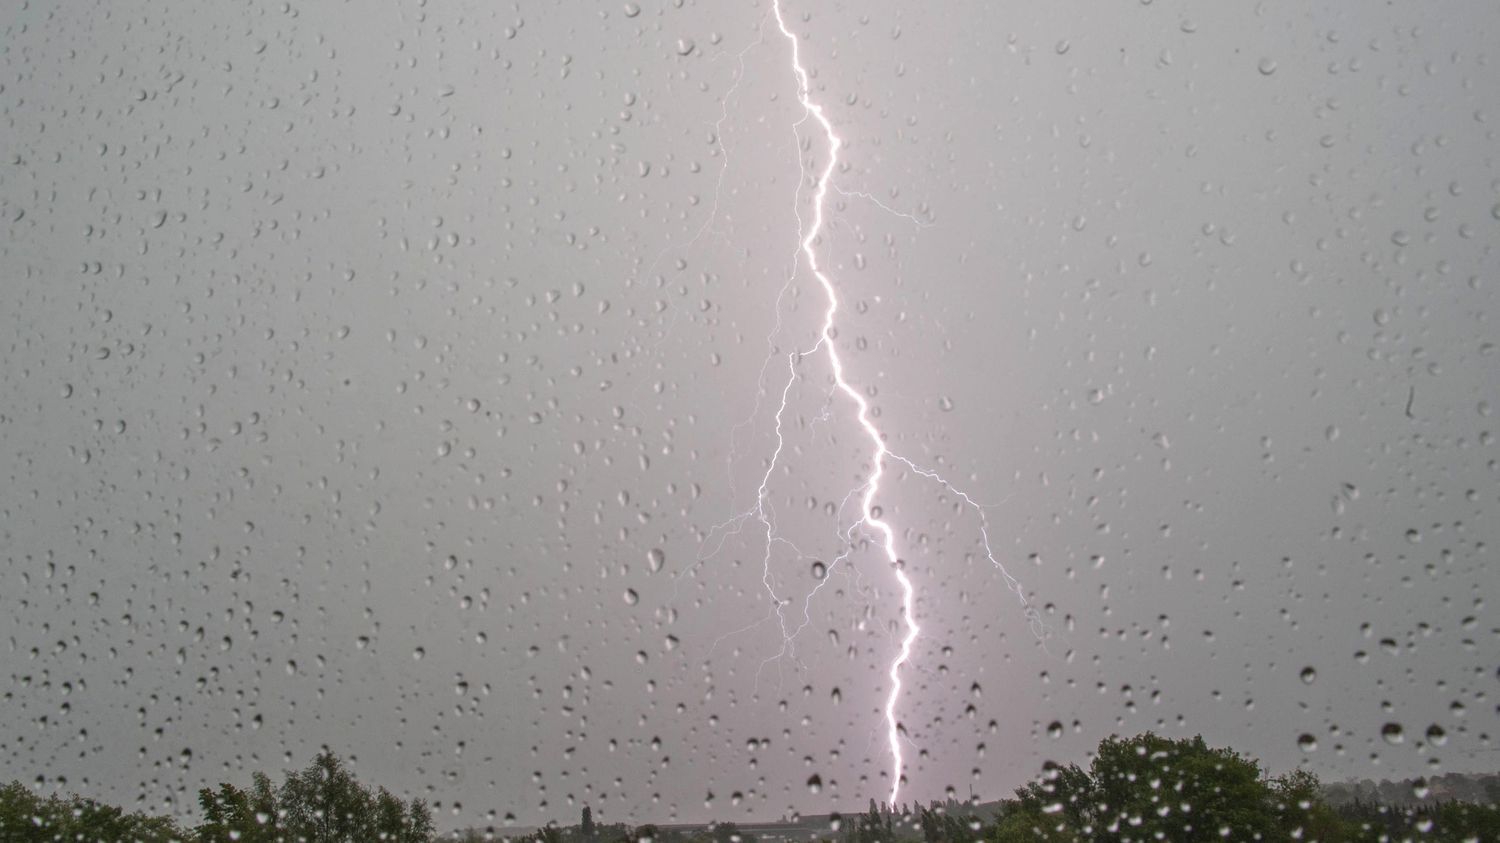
[993,733,1296,842]
[1,780,183,842]
[196,750,433,843]
[198,771,280,842]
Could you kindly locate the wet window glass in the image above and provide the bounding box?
[3,1,1497,840]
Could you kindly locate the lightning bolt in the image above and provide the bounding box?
[682,2,1045,809]
[767,2,917,806]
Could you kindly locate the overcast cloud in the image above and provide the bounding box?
[2,0,1498,831]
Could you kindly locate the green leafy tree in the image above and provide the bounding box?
[1269,768,1347,841]
[0,779,185,842]
[278,751,376,842]
[198,771,281,842]
[917,802,981,843]
[1337,798,1500,842]
[406,793,437,841]
[367,786,433,843]
[989,800,1086,843]
[196,751,433,843]
[1424,801,1500,841]
[376,789,409,840]
[1007,760,1096,840]
[990,733,1301,842]
[842,802,893,843]
[0,782,44,842]
[1086,733,1277,841]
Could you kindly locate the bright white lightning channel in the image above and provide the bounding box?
[691,3,1043,808]
[767,2,917,806]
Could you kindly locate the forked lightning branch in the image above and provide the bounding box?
[692,2,1043,807]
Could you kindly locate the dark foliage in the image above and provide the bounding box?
[196,750,434,843]
[0,779,186,842]
[4,736,1498,843]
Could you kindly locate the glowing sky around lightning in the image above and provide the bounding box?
[725,1,1043,806]
[767,1,919,805]
[768,3,918,798]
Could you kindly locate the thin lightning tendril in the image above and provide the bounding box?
[830,185,935,230]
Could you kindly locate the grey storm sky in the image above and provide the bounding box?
[2,0,1498,832]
